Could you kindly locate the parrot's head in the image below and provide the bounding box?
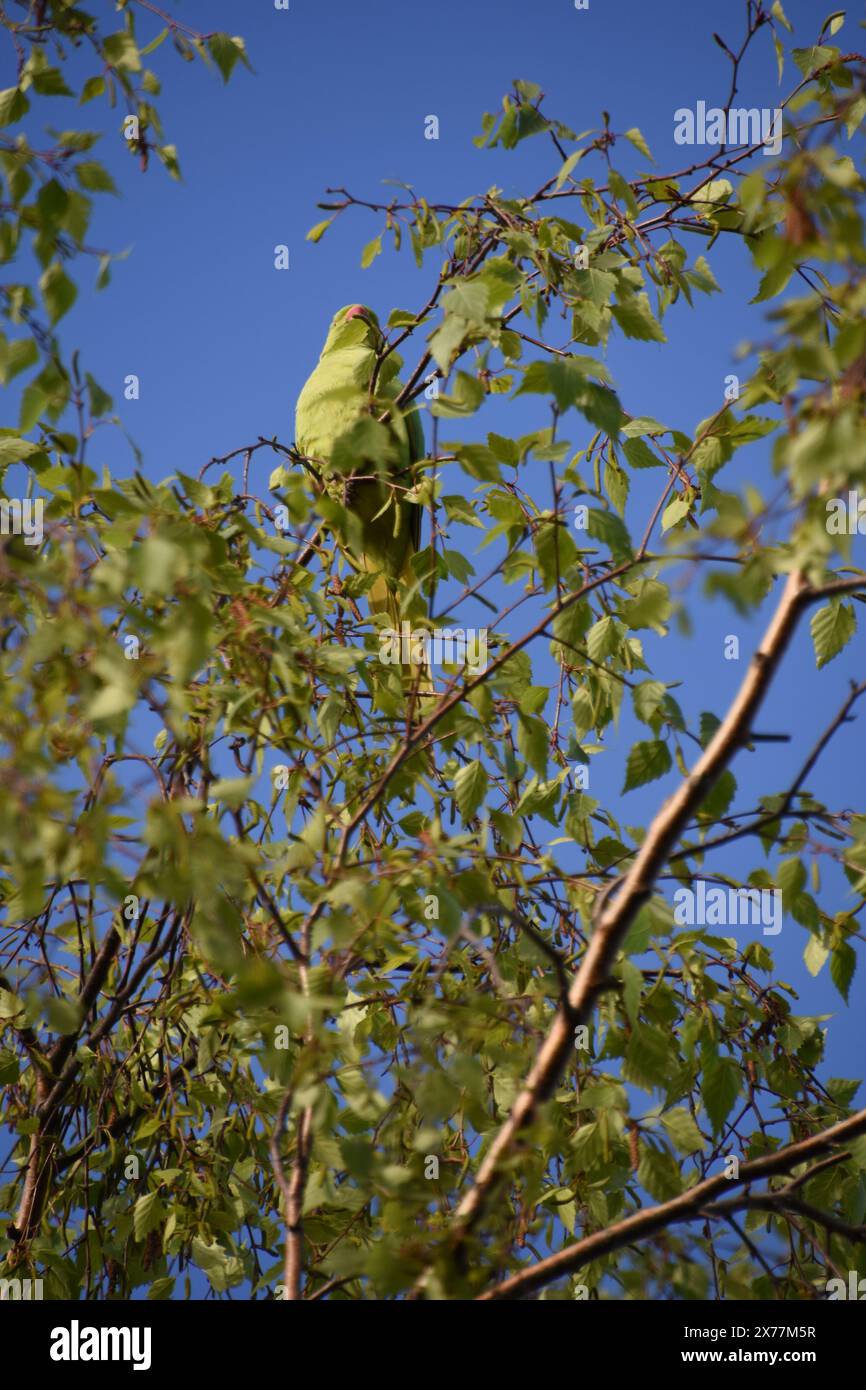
[322,303,382,354]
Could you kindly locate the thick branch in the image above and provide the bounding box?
[477,1105,866,1299]
[421,568,838,1290]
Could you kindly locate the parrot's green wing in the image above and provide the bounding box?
[295,305,426,625]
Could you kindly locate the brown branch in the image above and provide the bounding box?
[670,676,866,864]
[285,1107,312,1299]
[415,568,837,1293]
[705,1193,866,1247]
[8,922,123,1257]
[477,1106,866,1299]
[333,556,636,864]
[128,0,216,40]
[268,1087,296,1295]
[7,905,185,1260]
[279,915,316,1299]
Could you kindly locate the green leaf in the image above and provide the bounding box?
[87,677,136,721]
[103,31,142,73]
[661,496,691,532]
[210,777,255,809]
[545,359,593,411]
[147,1277,176,1301]
[428,313,470,373]
[453,759,488,823]
[448,442,500,480]
[697,769,736,821]
[638,1144,683,1200]
[0,436,43,467]
[772,0,793,32]
[85,373,113,418]
[0,88,29,127]
[571,686,595,739]
[751,263,793,304]
[442,494,484,529]
[517,714,549,776]
[810,602,855,669]
[555,148,584,188]
[692,179,733,213]
[80,75,106,104]
[820,11,846,39]
[662,1107,704,1154]
[804,934,829,977]
[586,615,624,662]
[157,144,181,180]
[624,1024,672,1089]
[306,218,334,243]
[19,385,47,434]
[140,28,170,58]
[609,168,638,217]
[778,857,806,898]
[0,338,39,386]
[845,94,866,138]
[619,958,642,1025]
[621,580,671,632]
[442,280,489,323]
[133,1191,164,1242]
[632,680,666,725]
[702,1053,740,1133]
[687,255,721,294]
[31,66,73,97]
[622,416,668,438]
[552,597,591,654]
[45,996,82,1034]
[603,458,631,519]
[830,941,856,1002]
[612,294,666,343]
[624,127,653,161]
[191,1236,243,1293]
[623,740,672,791]
[40,263,77,324]
[360,234,385,269]
[387,308,422,328]
[208,33,243,83]
[587,508,632,559]
[432,373,485,419]
[75,161,118,194]
[0,990,24,1020]
[623,437,662,470]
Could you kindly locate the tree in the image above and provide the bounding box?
[2,1,866,1302]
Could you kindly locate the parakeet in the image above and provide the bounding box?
[295,304,425,631]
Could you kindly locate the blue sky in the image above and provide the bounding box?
[4,0,865,1294]
[48,0,857,1068]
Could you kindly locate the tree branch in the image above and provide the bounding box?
[416,568,842,1292]
[477,1106,866,1299]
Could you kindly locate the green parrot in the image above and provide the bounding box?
[294,304,425,631]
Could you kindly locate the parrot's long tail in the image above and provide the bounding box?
[368,573,435,717]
